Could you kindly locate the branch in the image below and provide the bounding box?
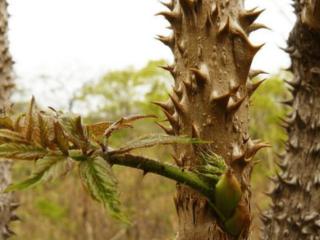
[106,153,214,199]
[0,98,228,224]
[106,153,227,221]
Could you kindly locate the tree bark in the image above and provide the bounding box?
[301,0,320,30]
[157,0,265,239]
[262,1,320,239]
[0,0,16,239]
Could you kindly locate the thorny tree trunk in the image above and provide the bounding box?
[0,0,16,239]
[156,0,266,239]
[262,0,320,240]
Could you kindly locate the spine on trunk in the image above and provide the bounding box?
[156,0,267,238]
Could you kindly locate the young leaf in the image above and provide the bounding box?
[85,121,113,146]
[0,143,47,161]
[16,98,46,146]
[58,114,88,152]
[14,113,26,133]
[39,154,73,182]
[110,134,207,154]
[38,113,55,149]
[86,121,112,138]
[0,129,29,144]
[79,156,127,222]
[0,116,14,130]
[25,96,36,141]
[5,174,43,192]
[54,121,69,155]
[192,152,227,185]
[196,165,225,175]
[5,154,73,192]
[104,115,156,138]
[200,150,227,171]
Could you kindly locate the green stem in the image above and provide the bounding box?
[105,153,215,200]
[106,153,226,221]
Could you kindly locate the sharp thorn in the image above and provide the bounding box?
[169,93,186,114]
[210,91,231,107]
[156,11,181,25]
[246,139,271,159]
[151,101,174,113]
[191,124,201,138]
[163,111,180,129]
[190,67,209,86]
[160,1,174,10]
[249,70,268,79]
[247,23,271,33]
[155,121,175,135]
[227,94,247,112]
[247,79,266,96]
[218,16,230,34]
[160,65,176,77]
[155,34,175,48]
[240,8,265,25]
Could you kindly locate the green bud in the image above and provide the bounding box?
[214,168,242,218]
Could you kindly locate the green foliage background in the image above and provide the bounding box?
[9,61,290,240]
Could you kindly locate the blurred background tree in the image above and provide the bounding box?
[0,0,17,239]
[263,1,320,238]
[8,60,291,240]
[70,60,170,120]
[249,73,291,239]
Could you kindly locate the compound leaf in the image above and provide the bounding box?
[5,154,73,192]
[58,114,88,152]
[0,143,47,161]
[79,156,127,223]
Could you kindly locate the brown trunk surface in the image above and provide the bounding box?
[0,0,16,239]
[262,1,320,239]
[157,0,266,239]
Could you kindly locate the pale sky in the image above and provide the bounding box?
[7,0,295,108]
